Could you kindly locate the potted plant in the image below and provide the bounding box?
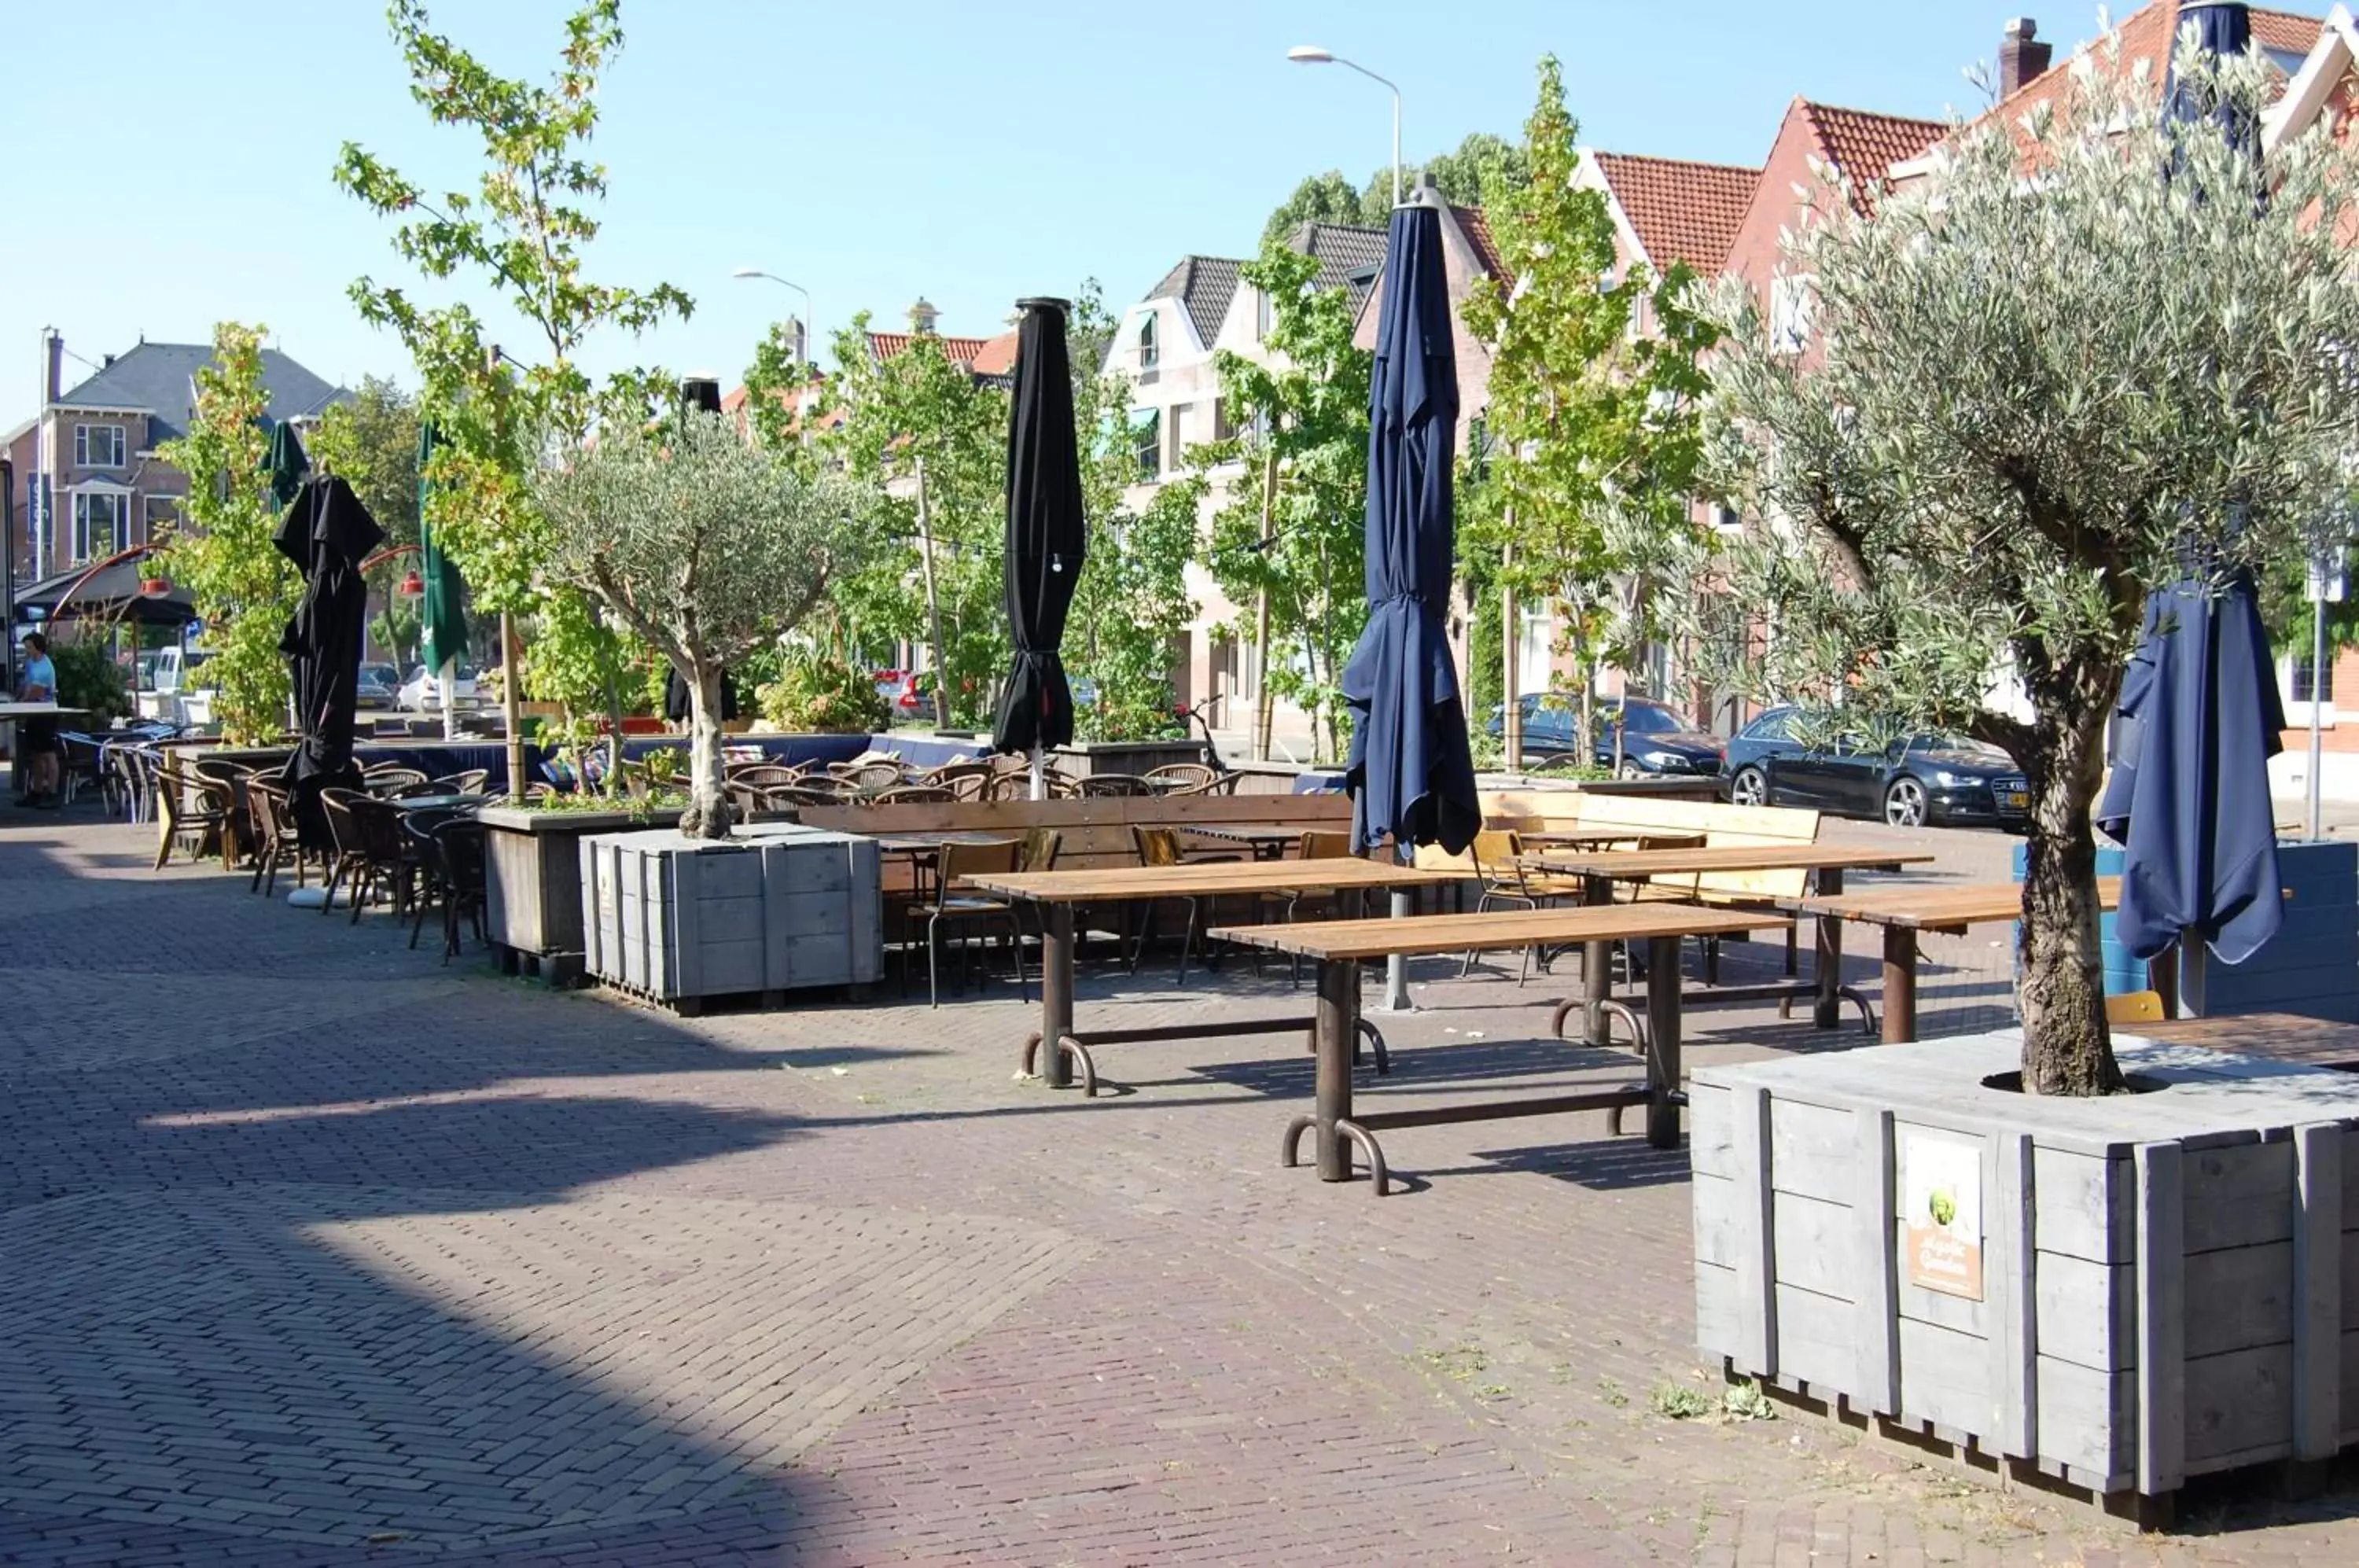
[1675,44,2359,1509]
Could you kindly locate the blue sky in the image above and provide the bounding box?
[0,1,2107,401]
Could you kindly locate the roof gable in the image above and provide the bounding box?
[1142,255,1242,348]
[51,341,348,444]
[1589,151,1761,273]
[867,331,993,365]
[1794,101,1949,209]
[1974,2,2325,142]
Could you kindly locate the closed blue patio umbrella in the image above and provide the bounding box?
[2097,3,2284,977]
[1340,201,1481,857]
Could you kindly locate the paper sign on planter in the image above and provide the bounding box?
[1901,1130,1983,1300]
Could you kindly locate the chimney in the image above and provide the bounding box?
[1998,18,2052,99]
[40,329,62,403]
[907,297,940,336]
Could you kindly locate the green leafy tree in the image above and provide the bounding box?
[307,374,430,666]
[1065,283,1195,741]
[1200,238,1373,761]
[1262,131,1532,241]
[740,321,814,458]
[1687,44,2359,1095]
[336,0,691,791]
[154,323,300,744]
[533,410,877,836]
[1457,56,1717,765]
[820,311,1011,730]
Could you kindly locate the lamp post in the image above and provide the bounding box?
[1286,46,1402,208]
[731,267,818,369]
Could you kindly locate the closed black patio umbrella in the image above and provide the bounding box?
[2097,3,2284,988]
[1340,201,1481,857]
[992,297,1086,795]
[276,474,385,834]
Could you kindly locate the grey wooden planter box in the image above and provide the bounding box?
[1693,1032,2359,1507]
[579,825,881,1004]
[480,805,684,982]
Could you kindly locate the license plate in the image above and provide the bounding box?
[2002,790,2028,810]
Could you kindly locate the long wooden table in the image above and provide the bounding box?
[1520,844,1938,1043]
[1210,904,1796,1192]
[1791,877,2122,1043]
[2140,1011,2359,1069]
[962,859,1462,1093]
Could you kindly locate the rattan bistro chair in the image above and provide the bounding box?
[151,763,231,870]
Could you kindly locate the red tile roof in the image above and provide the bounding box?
[1450,205,1508,281]
[867,332,994,365]
[1978,2,2324,135]
[1590,151,1761,273]
[1794,101,1949,208]
[966,329,1021,377]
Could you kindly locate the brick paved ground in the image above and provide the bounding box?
[4,802,2357,1565]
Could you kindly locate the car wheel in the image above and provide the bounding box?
[1617,760,1647,781]
[1884,776,1929,829]
[1729,766,1768,808]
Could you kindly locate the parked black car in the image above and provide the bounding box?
[1722,705,2027,828]
[1488,694,1725,778]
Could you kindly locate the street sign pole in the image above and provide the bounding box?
[2307,545,2347,842]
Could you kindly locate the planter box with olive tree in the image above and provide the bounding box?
[580,824,881,1008]
[479,802,683,983]
[1693,1032,2359,1511]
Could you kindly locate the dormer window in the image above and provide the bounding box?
[75,423,125,469]
[1139,315,1159,370]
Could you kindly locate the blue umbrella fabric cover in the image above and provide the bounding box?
[1340,202,1481,855]
[2096,3,2283,965]
[2096,579,2285,962]
[992,299,1087,766]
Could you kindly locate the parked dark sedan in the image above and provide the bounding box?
[1489,694,1725,778]
[1723,705,2027,828]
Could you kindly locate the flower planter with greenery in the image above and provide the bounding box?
[1662,43,2359,1509]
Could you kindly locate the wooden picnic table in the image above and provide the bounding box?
[1518,843,1938,1044]
[1516,827,1706,852]
[961,859,1462,1093]
[1209,903,1795,1191]
[1790,877,2122,1044]
[2139,1011,2359,1069]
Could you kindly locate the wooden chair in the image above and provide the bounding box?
[1124,825,1243,984]
[245,780,315,896]
[2105,989,2167,1025]
[152,763,230,870]
[1458,829,1565,985]
[191,759,258,868]
[909,837,1028,1007]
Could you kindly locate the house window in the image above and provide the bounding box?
[2295,651,2337,705]
[1138,315,1159,370]
[1769,275,1814,354]
[75,423,126,469]
[1213,398,1237,443]
[72,492,125,562]
[1255,289,1273,342]
[1132,409,1161,480]
[145,495,180,536]
[1167,403,1190,469]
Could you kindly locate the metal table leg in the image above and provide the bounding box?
[1380,887,1414,1011]
[1643,933,1684,1149]
[1812,867,1846,1029]
[1882,924,1918,1044]
[1582,871,1613,1046]
[1029,903,1078,1088]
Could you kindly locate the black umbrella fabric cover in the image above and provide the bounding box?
[992,299,1086,756]
[2097,579,2284,963]
[1340,204,1481,855]
[275,475,385,830]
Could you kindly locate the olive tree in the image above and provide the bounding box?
[1689,42,2359,1095]
[532,410,874,837]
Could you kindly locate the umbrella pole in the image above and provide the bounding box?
[1381,844,1414,1012]
[439,654,458,744]
[1029,745,1045,803]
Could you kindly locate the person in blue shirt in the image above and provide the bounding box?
[15,631,61,808]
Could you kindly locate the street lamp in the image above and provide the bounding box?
[731,267,817,367]
[1286,46,1402,208]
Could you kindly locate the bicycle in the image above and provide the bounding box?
[1173,694,1228,775]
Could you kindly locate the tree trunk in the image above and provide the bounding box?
[602,668,626,801]
[680,661,735,841]
[2017,699,2122,1095]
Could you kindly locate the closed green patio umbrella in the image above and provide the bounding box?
[416,419,469,736]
